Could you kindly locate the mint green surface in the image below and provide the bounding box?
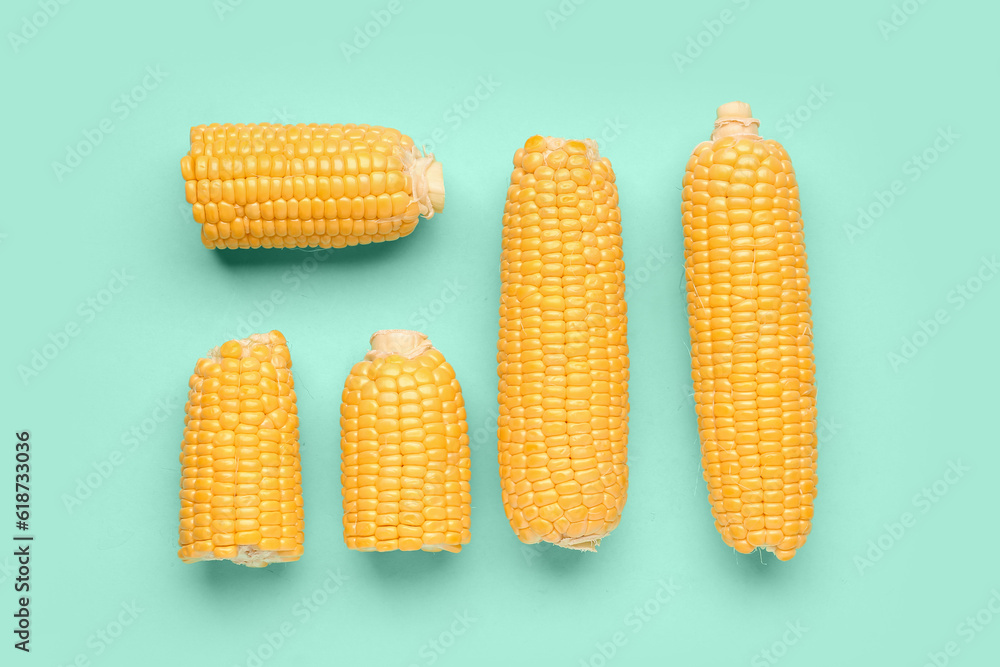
[3,0,998,664]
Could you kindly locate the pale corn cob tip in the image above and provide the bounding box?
[498,135,629,552]
[683,108,816,561]
[180,123,444,249]
[712,101,761,141]
[178,330,304,567]
[341,330,471,553]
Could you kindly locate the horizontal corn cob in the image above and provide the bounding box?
[497,135,629,551]
[180,123,444,249]
[682,102,816,560]
[178,331,303,566]
[340,330,470,552]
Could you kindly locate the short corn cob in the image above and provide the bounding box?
[497,136,629,551]
[682,102,817,560]
[178,331,303,567]
[180,123,444,249]
[340,330,470,552]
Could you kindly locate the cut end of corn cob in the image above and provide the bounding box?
[367,329,435,359]
[712,101,761,141]
[341,330,471,553]
[178,331,304,567]
[411,156,446,216]
[180,123,444,249]
[529,135,603,161]
[684,104,816,561]
[498,135,629,552]
[427,162,445,213]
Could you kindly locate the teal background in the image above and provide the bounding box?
[2,0,998,664]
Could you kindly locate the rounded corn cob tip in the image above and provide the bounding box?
[407,151,445,217]
[367,329,435,359]
[341,330,471,553]
[712,101,760,141]
[522,135,602,161]
[425,160,445,214]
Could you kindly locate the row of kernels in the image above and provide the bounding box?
[192,121,390,135]
[182,152,407,181]
[192,194,413,226]
[185,172,409,205]
[190,138,404,162]
[201,217,412,243]
[190,123,407,148]
[513,163,614,188]
[202,230,413,250]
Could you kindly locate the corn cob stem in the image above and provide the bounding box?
[712,101,760,140]
[367,329,435,360]
[410,156,445,217]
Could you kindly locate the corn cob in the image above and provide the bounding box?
[178,331,303,567]
[340,330,470,552]
[497,136,629,551]
[682,102,817,560]
[180,123,444,249]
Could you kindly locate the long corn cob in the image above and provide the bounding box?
[341,330,470,552]
[180,123,444,249]
[682,102,817,560]
[178,331,303,566]
[497,136,629,551]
